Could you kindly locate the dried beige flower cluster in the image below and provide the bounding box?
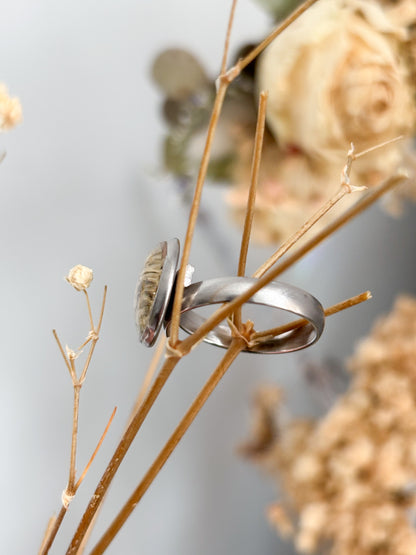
[243,296,416,554]
[66,265,93,291]
[0,84,22,131]
[228,0,416,244]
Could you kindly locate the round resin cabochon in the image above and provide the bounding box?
[135,238,180,346]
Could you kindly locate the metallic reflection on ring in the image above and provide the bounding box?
[170,277,324,354]
[135,238,325,353]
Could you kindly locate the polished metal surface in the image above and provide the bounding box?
[175,277,325,354]
[136,238,180,347]
[138,239,325,352]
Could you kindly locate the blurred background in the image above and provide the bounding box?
[0,1,415,554]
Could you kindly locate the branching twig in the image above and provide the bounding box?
[175,173,406,357]
[75,407,117,491]
[128,335,166,427]
[252,291,372,342]
[63,0,408,551]
[234,91,268,329]
[39,286,109,555]
[168,0,321,346]
[89,338,246,554]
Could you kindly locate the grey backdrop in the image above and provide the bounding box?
[1,1,415,554]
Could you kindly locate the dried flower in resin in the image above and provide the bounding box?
[135,243,165,340]
[243,296,416,554]
[0,84,22,131]
[66,265,93,291]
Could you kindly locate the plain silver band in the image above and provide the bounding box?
[171,277,325,354]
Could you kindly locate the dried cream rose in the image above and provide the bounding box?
[0,84,22,131]
[66,265,93,291]
[256,0,415,181]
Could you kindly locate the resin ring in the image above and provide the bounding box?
[135,238,325,353]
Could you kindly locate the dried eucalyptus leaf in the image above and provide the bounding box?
[253,0,303,20]
[152,48,208,99]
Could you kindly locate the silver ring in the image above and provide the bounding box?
[135,238,325,353]
[177,277,324,354]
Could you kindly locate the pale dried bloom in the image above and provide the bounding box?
[227,139,353,244]
[243,296,416,554]
[0,84,22,131]
[257,0,414,179]
[226,0,416,245]
[66,265,93,291]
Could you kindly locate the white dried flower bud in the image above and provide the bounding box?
[66,265,93,291]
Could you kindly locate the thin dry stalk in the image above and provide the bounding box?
[40,287,107,555]
[75,338,163,552]
[168,0,321,345]
[75,407,117,491]
[176,173,406,355]
[66,354,180,555]
[253,291,372,341]
[231,0,320,74]
[65,3,407,552]
[220,0,238,75]
[90,338,246,554]
[128,335,166,427]
[234,91,268,329]
[237,93,268,277]
[253,188,347,279]
[68,384,81,493]
[71,173,404,554]
[38,517,57,555]
[253,141,374,279]
[66,3,322,550]
[252,173,407,282]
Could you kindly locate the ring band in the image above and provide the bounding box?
[135,238,325,353]
[169,277,325,354]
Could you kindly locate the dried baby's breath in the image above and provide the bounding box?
[66,265,93,291]
[244,296,416,554]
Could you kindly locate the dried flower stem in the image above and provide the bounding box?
[40,287,107,555]
[66,3,404,551]
[256,173,407,281]
[237,92,268,278]
[169,0,321,346]
[75,407,117,491]
[53,329,75,380]
[175,173,406,356]
[168,0,234,346]
[38,517,56,555]
[84,289,94,331]
[353,135,404,160]
[253,139,394,280]
[79,287,107,384]
[68,384,81,493]
[220,0,238,75]
[66,355,180,554]
[89,338,246,555]
[128,335,166,426]
[234,91,268,329]
[231,0,320,75]
[253,291,372,341]
[253,187,349,279]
